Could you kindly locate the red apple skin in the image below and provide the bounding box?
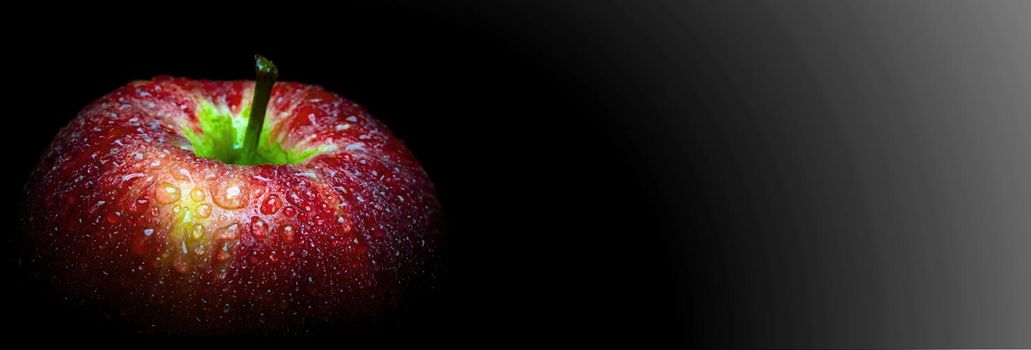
[22,77,443,334]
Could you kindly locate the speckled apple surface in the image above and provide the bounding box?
[22,76,443,334]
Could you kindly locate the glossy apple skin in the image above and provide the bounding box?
[22,77,443,334]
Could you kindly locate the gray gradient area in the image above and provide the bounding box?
[490,0,1031,347]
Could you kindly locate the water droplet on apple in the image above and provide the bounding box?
[286,192,303,207]
[190,187,206,202]
[129,198,149,214]
[194,242,207,256]
[196,204,212,218]
[260,194,282,215]
[212,181,248,209]
[218,242,233,261]
[280,225,296,244]
[216,223,240,240]
[250,217,268,239]
[282,206,298,217]
[252,185,267,199]
[171,167,191,181]
[192,223,206,239]
[154,182,181,204]
[105,211,121,223]
[173,256,189,273]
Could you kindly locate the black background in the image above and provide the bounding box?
[5,2,687,346]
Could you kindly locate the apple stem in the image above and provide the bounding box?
[241,54,279,163]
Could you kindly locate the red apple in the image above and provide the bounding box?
[22,56,443,334]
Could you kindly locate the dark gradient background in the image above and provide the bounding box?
[5,0,1031,347]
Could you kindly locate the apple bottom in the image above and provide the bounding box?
[24,165,442,334]
[23,138,441,334]
[26,204,442,334]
